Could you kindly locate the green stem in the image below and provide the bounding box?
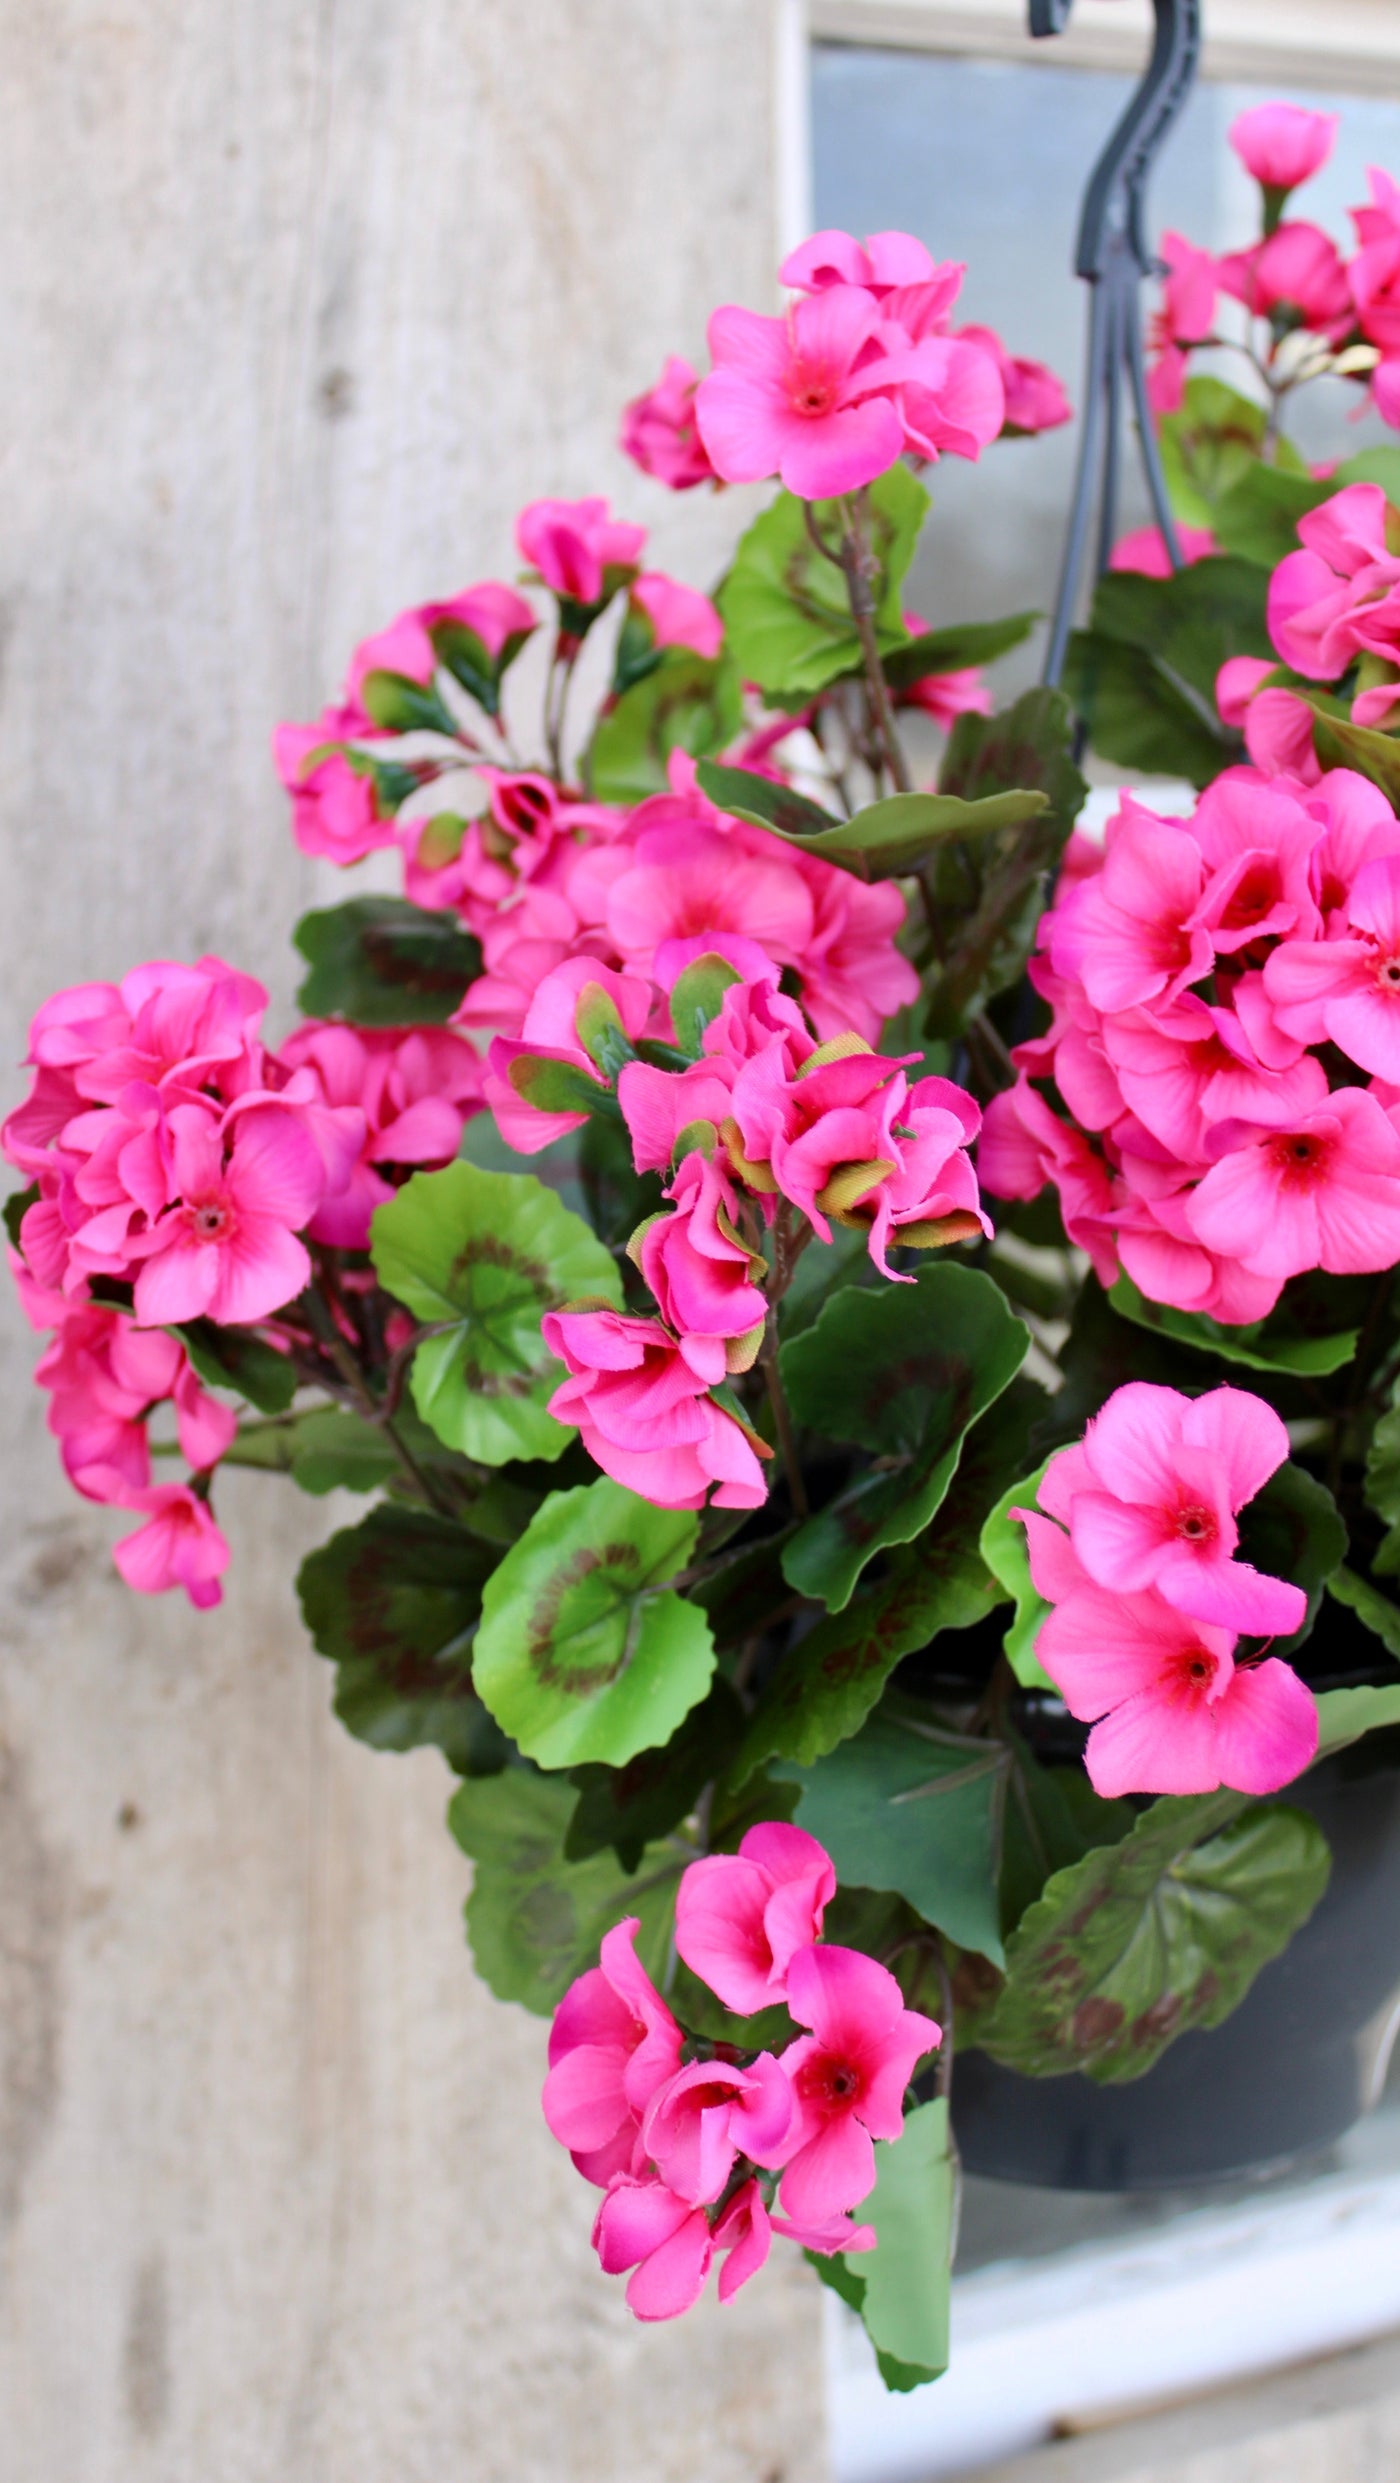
[838,489,912,794]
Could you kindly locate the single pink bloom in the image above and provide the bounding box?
[1109,522,1216,577]
[1219,224,1351,331]
[1264,854,1400,1077]
[893,332,1005,465]
[674,1823,837,2015]
[629,571,724,660]
[696,288,907,499]
[779,228,951,299]
[619,355,716,490]
[1188,770,1324,953]
[542,1308,770,1510]
[1101,996,1325,1166]
[1230,103,1337,194]
[1032,1381,1306,1637]
[604,817,815,976]
[591,2176,713,2322]
[543,1917,683,2187]
[641,2053,793,2207]
[1050,800,1211,1014]
[112,1483,231,1610]
[639,1148,767,1343]
[775,1946,939,2227]
[1186,1084,1400,1280]
[785,856,918,1043]
[516,498,646,609]
[273,714,398,864]
[954,325,1071,435]
[129,1103,324,1328]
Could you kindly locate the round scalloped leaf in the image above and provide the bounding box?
[472,1480,715,1768]
[370,1162,622,1464]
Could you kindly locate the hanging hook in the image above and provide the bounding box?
[1032,0,1202,688]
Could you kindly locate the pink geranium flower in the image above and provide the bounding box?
[1049,800,1211,1014]
[516,498,646,611]
[674,1823,837,2015]
[273,715,399,864]
[1146,233,1218,413]
[542,1918,683,2187]
[111,1483,231,1611]
[1186,1085,1400,1281]
[485,956,653,1154]
[619,355,717,490]
[592,2177,714,2321]
[1265,854,1400,1077]
[696,288,908,499]
[641,2053,793,2207]
[1027,1381,1306,1637]
[775,1947,939,2226]
[628,571,724,660]
[779,228,953,300]
[637,1149,768,1344]
[542,1308,771,1509]
[129,1103,325,1328]
[1219,224,1352,332]
[279,1022,485,1247]
[1267,485,1400,712]
[1230,103,1337,195]
[954,325,1071,435]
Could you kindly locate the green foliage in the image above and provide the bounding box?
[1366,1374,1400,1575]
[717,466,927,696]
[448,1768,685,2015]
[472,1480,715,1768]
[808,2099,953,2392]
[924,689,1087,1037]
[1065,557,1272,789]
[357,667,460,737]
[1234,1463,1347,1662]
[778,1265,1029,1611]
[221,1404,400,1493]
[293,895,482,1027]
[971,1794,1331,2083]
[566,1680,745,1871]
[1108,1273,1359,1377]
[1211,463,1332,566]
[1327,1568,1400,1665]
[3,1182,37,1250]
[178,1318,299,1415]
[775,1697,1008,1963]
[1315,1681,1400,1759]
[729,1388,1032,1784]
[1302,695,1400,809]
[695,761,1048,885]
[297,1504,505,1775]
[882,612,1039,690]
[587,649,743,803]
[978,1459,1057,1693]
[370,1163,621,1464]
[432,613,533,719]
[1157,377,1304,528]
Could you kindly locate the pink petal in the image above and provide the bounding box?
[1084,1687,1229,1798]
[1211,1659,1319,1793]
[778,2114,877,2225]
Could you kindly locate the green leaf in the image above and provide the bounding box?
[999,1735,1135,1936]
[1301,695,1400,809]
[978,1459,1057,1693]
[882,612,1038,690]
[448,1768,685,2015]
[857,2099,953,2385]
[1315,1681,1400,1759]
[925,688,1087,1036]
[1108,1273,1359,1376]
[695,761,1048,884]
[293,895,483,1027]
[973,1795,1331,2083]
[587,649,743,804]
[431,614,533,720]
[472,1479,715,1768]
[1065,557,1272,790]
[1212,462,1332,567]
[370,1163,622,1464]
[717,466,928,697]
[1157,377,1273,527]
[775,1699,1008,1962]
[1235,1462,1347,1663]
[221,1405,399,1493]
[178,1318,298,1414]
[3,1182,37,1250]
[1065,630,1234,785]
[566,1679,745,1871]
[668,953,743,1058]
[1326,1568,1400,1665]
[729,1386,1033,1783]
[779,1265,1029,1612]
[297,1504,503,1775]
[357,667,461,737]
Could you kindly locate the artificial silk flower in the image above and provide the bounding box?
[110,1482,232,1611]
[542,1918,683,2188]
[696,289,909,500]
[775,1946,939,2227]
[628,571,724,660]
[1229,103,1337,197]
[674,1823,837,2015]
[541,1307,771,1510]
[515,496,646,611]
[619,355,717,490]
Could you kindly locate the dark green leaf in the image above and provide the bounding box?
[999,1736,1135,1936]
[431,614,533,719]
[293,895,482,1027]
[297,1503,502,1774]
[3,1182,37,1249]
[925,689,1087,1035]
[883,613,1038,690]
[978,1458,1057,1693]
[566,1679,745,1870]
[729,1388,1032,1783]
[370,1162,622,1464]
[472,1479,715,1768]
[1301,695,1400,809]
[696,760,1048,884]
[775,1700,1008,1962]
[1065,628,1234,785]
[1315,1681,1400,1758]
[1212,463,1332,566]
[717,466,928,698]
[358,667,461,737]
[448,1769,685,2015]
[973,1795,1330,2083]
[1326,1568,1400,1664]
[178,1318,298,1414]
[1235,1463,1347,1663]
[779,1264,1029,1610]
[1084,557,1272,704]
[1157,376,1274,526]
[1108,1273,1359,1376]
[587,650,743,804]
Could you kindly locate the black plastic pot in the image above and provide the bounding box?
[953,1738,1400,2191]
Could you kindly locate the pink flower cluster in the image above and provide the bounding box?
[3,959,483,1602]
[981,765,1400,1322]
[685,227,1067,501]
[1015,1383,1318,1798]
[497,948,987,1509]
[1144,105,1400,427]
[1251,482,1400,742]
[543,1824,938,2321]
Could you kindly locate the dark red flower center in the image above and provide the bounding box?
[1375,953,1400,993]
[799,2053,862,2110]
[1174,1503,1217,1546]
[788,363,838,420]
[1270,1130,1331,1186]
[190,1201,230,1242]
[1222,865,1279,930]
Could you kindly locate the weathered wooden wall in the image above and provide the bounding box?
[0,6,825,2477]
